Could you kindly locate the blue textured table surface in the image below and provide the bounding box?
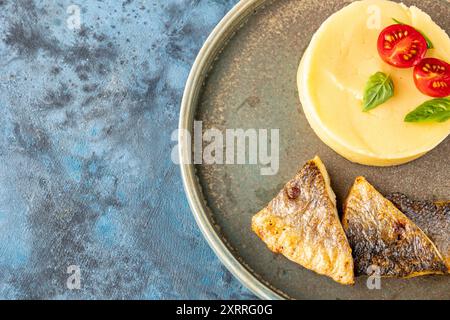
[0,0,255,299]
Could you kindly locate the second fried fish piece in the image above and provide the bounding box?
[342,177,447,278]
[387,193,450,272]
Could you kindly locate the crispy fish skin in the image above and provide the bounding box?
[387,193,450,272]
[342,177,447,278]
[252,156,354,285]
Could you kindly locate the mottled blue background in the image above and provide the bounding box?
[0,0,255,299]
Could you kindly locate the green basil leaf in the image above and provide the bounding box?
[363,72,394,112]
[392,18,434,49]
[404,98,450,123]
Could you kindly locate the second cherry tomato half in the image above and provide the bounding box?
[413,58,450,98]
[377,24,428,68]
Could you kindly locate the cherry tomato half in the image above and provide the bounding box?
[377,24,428,68]
[413,58,450,98]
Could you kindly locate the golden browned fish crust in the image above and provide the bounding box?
[342,177,447,278]
[387,193,450,272]
[252,156,354,285]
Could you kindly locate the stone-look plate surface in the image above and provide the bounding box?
[191,0,450,299]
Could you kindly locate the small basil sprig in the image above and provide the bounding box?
[404,97,450,123]
[363,72,394,111]
[392,18,434,49]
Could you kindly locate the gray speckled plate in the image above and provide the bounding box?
[180,0,450,299]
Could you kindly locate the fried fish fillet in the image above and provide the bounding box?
[342,177,447,278]
[252,156,354,285]
[387,193,450,272]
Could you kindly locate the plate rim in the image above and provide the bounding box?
[178,0,285,300]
